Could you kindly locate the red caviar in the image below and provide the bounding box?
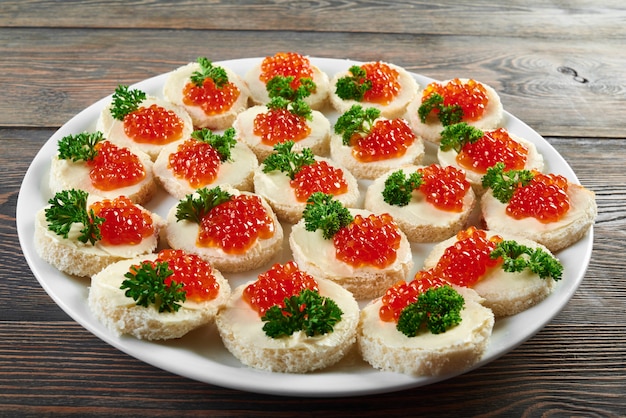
[351,118,415,162]
[418,164,470,212]
[183,78,240,116]
[422,78,489,121]
[243,261,319,316]
[379,269,448,322]
[253,108,311,146]
[123,104,185,145]
[156,249,219,302]
[434,227,503,287]
[291,160,348,202]
[457,128,528,173]
[360,62,401,105]
[88,141,146,191]
[334,213,401,269]
[198,194,275,254]
[90,196,154,246]
[260,52,315,91]
[168,139,221,188]
[507,172,570,223]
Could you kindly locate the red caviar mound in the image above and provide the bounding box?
[351,118,415,162]
[422,78,489,121]
[418,164,470,212]
[291,160,348,202]
[260,52,315,91]
[507,172,570,223]
[157,249,219,302]
[88,141,146,191]
[123,104,185,145]
[360,62,401,105]
[457,128,528,173]
[253,108,311,146]
[183,78,240,116]
[90,196,154,246]
[168,139,221,188]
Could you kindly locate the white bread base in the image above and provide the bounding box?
[358,286,494,375]
[216,276,359,373]
[88,253,231,340]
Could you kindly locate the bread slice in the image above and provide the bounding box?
[358,286,494,375]
[329,61,419,120]
[163,61,250,130]
[289,208,414,300]
[34,195,165,278]
[153,139,258,199]
[233,105,331,161]
[364,165,476,242]
[88,252,231,340]
[253,156,360,224]
[480,182,597,253]
[164,188,284,273]
[405,78,504,144]
[216,275,359,373]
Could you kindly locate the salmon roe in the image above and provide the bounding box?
[351,118,415,162]
[198,194,275,254]
[253,108,311,146]
[243,261,319,316]
[260,52,314,91]
[123,104,185,145]
[457,128,528,173]
[418,164,470,212]
[422,78,489,121]
[88,141,146,191]
[360,62,401,105]
[291,161,348,202]
[168,139,221,188]
[507,172,570,223]
[156,249,219,302]
[90,196,154,246]
[183,78,240,116]
[379,269,448,322]
[434,227,503,287]
[334,213,401,269]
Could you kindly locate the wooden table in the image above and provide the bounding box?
[2,1,625,416]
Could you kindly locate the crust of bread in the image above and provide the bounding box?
[164,188,284,273]
[215,276,359,373]
[329,61,419,119]
[358,286,494,375]
[163,62,250,130]
[88,253,231,340]
[364,165,476,242]
[480,183,597,253]
[405,78,504,144]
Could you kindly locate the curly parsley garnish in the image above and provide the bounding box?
[335,65,372,101]
[57,131,105,162]
[491,240,563,281]
[334,105,381,145]
[110,85,147,121]
[262,141,315,179]
[190,127,237,162]
[175,186,232,224]
[439,122,484,153]
[190,57,229,88]
[120,261,186,313]
[265,76,314,120]
[261,289,343,338]
[382,170,424,206]
[302,192,353,239]
[481,162,535,203]
[418,92,464,126]
[397,285,464,337]
[44,189,104,245]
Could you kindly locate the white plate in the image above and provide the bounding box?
[16,57,593,397]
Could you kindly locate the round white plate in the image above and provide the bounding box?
[16,57,593,397]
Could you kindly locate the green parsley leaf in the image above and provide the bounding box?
[57,131,105,162]
[190,127,237,162]
[491,240,563,281]
[175,186,232,224]
[262,141,315,179]
[439,122,484,153]
[396,285,464,337]
[110,85,147,121]
[302,192,353,239]
[382,170,423,206]
[266,75,316,101]
[481,162,535,203]
[120,260,186,313]
[335,65,372,101]
[417,93,464,126]
[334,105,381,145]
[44,189,104,245]
[190,57,229,88]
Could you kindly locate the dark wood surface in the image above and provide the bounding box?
[1,1,625,416]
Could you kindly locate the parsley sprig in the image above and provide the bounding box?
[261,289,343,338]
[57,131,105,162]
[110,85,147,121]
[262,141,315,179]
[120,261,186,313]
[190,127,237,162]
[265,76,314,120]
[382,170,424,206]
[175,186,232,224]
[334,105,381,145]
[491,240,563,281]
[302,192,353,239]
[335,65,372,101]
[418,92,464,126]
[396,285,464,337]
[481,162,535,203]
[439,122,484,153]
[44,189,103,245]
[190,57,229,88]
